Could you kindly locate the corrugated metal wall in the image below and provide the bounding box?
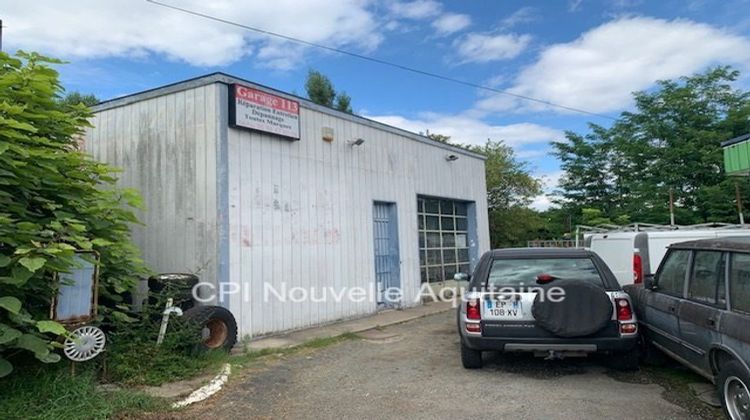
[224,84,490,337]
[85,84,223,294]
[85,78,490,338]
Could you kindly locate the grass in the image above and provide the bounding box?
[103,344,230,386]
[0,362,164,420]
[0,331,358,420]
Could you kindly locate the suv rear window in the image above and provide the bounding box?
[487,257,603,287]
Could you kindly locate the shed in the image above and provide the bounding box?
[85,73,490,338]
[722,133,750,176]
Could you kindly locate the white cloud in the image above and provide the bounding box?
[432,13,472,36]
[387,0,442,19]
[568,0,584,12]
[0,0,382,68]
[500,7,538,29]
[454,33,531,63]
[477,17,750,114]
[529,170,564,211]
[367,113,563,148]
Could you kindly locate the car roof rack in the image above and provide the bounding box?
[577,222,750,233]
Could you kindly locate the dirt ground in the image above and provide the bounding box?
[165,311,720,419]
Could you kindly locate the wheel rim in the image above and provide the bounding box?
[203,318,228,349]
[725,376,750,420]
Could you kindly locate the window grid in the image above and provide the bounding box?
[418,198,470,283]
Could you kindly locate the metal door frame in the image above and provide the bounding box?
[373,201,401,308]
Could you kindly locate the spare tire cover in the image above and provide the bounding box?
[531,279,613,338]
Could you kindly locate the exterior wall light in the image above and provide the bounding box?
[347,138,365,146]
[445,154,459,161]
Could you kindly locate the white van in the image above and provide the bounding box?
[583,224,750,286]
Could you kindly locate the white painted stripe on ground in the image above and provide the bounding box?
[172,363,231,408]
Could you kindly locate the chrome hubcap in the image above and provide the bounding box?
[725,376,750,420]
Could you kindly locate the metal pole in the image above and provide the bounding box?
[575,226,580,248]
[736,181,745,225]
[669,188,675,226]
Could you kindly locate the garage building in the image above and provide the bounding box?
[85,73,490,338]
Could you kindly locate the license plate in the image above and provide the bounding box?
[483,295,525,320]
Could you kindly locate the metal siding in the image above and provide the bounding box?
[84,84,222,297]
[227,103,489,337]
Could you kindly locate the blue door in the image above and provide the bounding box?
[373,202,401,308]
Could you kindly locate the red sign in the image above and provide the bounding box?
[229,84,300,139]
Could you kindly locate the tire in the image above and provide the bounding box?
[609,349,640,371]
[461,341,483,369]
[718,359,750,420]
[183,305,238,352]
[532,280,613,338]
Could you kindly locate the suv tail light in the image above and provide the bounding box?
[615,298,633,321]
[466,298,481,320]
[633,253,643,284]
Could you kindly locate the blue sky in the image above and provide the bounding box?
[3,0,750,209]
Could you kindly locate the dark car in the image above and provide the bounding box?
[457,248,639,370]
[626,237,750,420]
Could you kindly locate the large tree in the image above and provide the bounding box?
[553,66,750,226]
[304,70,353,113]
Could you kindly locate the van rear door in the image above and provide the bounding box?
[589,234,634,285]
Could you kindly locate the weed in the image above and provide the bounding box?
[0,362,164,420]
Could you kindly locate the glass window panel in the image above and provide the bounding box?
[418,233,425,249]
[442,233,455,247]
[444,264,458,280]
[455,202,467,216]
[427,249,442,265]
[417,198,424,212]
[440,200,454,215]
[426,232,441,248]
[689,251,724,305]
[443,249,457,263]
[731,253,750,314]
[455,217,468,231]
[457,248,470,263]
[456,234,468,248]
[459,263,471,274]
[658,250,690,297]
[418,215,424,229]
[425,216,440,230]
[425,199,440,214]
[420,250,426,265]
[428,267,443,283]
[420,268,428,283]
[441,216,454,230]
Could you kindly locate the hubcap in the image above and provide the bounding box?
[725,376,750,420]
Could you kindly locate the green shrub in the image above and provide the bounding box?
[102,287,220,386]
[0,51,148,377]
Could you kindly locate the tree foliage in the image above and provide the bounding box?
[429,134,542,247]
[59,92,99,107]
[304,70,353,113]
[553,66,750,226]
[0,52,147,377]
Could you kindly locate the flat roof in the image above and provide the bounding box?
[721,133,750,147]
[92,72,486,161]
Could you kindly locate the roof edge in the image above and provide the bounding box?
[721,133,750,147]
[92,72,487,161]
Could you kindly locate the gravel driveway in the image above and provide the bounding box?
[179,311,702,419]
